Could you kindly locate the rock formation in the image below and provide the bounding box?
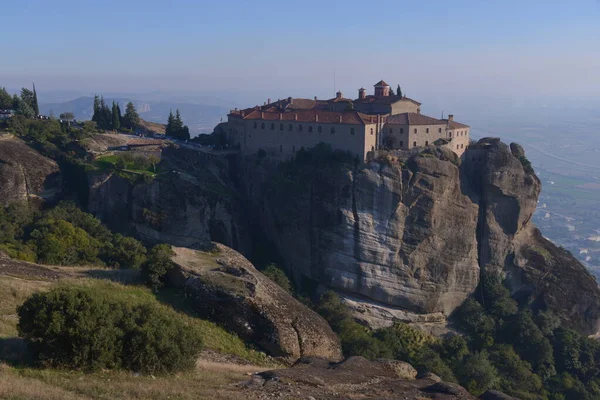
[166,243,343,364]
[0,136,61,206]
[241,140,600,334]
[88,146,250,252]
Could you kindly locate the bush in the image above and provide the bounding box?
[107,234,147,269]
[261,264,293,293]
[17,286,203,374]
[143,244,176,289]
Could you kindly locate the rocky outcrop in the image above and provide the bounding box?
[0,136,61,206]
[88,146,250,252]
[166,243,343,364]
[241,140,600,334]
[244,356,475,399]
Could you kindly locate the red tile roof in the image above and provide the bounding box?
[446,120,470,129]
[230,109,379,125]
[354,95,422,106]
[374,80,390,87]
[386,113,445,126]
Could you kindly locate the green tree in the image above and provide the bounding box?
[32,83,40,116]
[111,101,121,131]
[92,95,100,124]
[0,87,12,109]
[143,244,175,289]
[20,88,35,113]
[397,85,402,97]
[166,110,175,136]
[59,112,75,121]
[29,219,101,265]
[389,87,395,96]
[457,352,500,395]
[13,94,35,118]
[107,234,147,269]
[123,102,140,130]
[262,264,293,293]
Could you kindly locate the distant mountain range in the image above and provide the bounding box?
[39,96,230,135]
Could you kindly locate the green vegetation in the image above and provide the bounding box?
[142,244,176,290]
[166,109,191,140]
[92,96,138,131]
[94,152,160,175]
[261,264,293,294]
[0,201,149,268]
[313,273,600,399]
[18,285,204,374]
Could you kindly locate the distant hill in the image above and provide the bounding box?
[40,96,229,136]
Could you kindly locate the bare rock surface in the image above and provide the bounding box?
[241,356,475,399]
[0,135,61,206]
[167,243,343,364]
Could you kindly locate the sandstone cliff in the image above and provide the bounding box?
[240,140,600,334]
[0,135,61,206]
[166,243,343,364]
[87,146,250,252]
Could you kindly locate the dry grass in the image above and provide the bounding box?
[0,276,52,337]
[0,362,258,400]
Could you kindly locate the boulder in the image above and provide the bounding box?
[0,136,61,206]
[375,359,418,380]
[166,243,343,364]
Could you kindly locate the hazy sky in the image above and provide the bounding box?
[3,0,600,107]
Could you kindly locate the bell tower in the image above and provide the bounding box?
[374,80,390,97]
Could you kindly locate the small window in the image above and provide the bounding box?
[299,125,303,132]
[461,144,464,149]
[280,123,284,131]
[438,128,442,133]
[308,126,313,133]
[413,141,417,147]
[350,128,355,135]
[414,128,417,134]
[261,122,265,129]
[370,128,374,135]
[400,128,404,134]
[399,141,403,147]
[318,126,322,133]
[331,127,335,134]
[449,132,452,138]
[271,123,275,130]
[457,145,459,149]
[253,122,257,128]
[426,128,429,133]
[425,141,429,146]
[289,124,292,131]
[389,128,393,134]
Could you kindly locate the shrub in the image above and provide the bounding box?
[29,219,101,265]
[107,234,147,269]
[17,286,203,374]
[143,244,176,289]
[261,264,293,293]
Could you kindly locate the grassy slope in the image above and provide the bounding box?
[0,273,276,400]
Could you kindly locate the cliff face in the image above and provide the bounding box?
[88,146,250,252]
[0,136,62,206]
[241,140,600,334]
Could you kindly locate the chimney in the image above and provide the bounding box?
[358,88,366,100]
[336,91,342,99]
[315,114,319,122]
[314,96,318,101]
[339,115,342,123]
[279,113,283,120]
[268,98,271,104]
[294,113,298,121]
[448,114,454,121]
[288,97,293,104]
[261,112,264,119]
[370,116,374,123]
[264,101,266,106]
[241,111,245,117]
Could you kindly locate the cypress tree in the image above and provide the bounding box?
[92,95,100,123]
[166,110,175,137]
[0,87,12,109]
[111,102,120,131]
[123,102,140,130]
[32,83,39,116]
[116,103,122,126]
[397,85,403,98]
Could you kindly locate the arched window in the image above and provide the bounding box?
[414,128,417,134]
[280,123,284,131]
[271,123,275,130]
[261,122,265,129]
[350,128,355,135]
[438,128,442,133]
[253,122,257,129]
[370,128,374,135]
[413,141,417,147]
[449,132,452,138]
[289,124,293,131]
[426,128,429,133]
[318,126,322,133]
[331,127,335,134]
[308,126,313,133]
[299,125,303,132]
[457,145,459,149]
[425,141,429,146]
